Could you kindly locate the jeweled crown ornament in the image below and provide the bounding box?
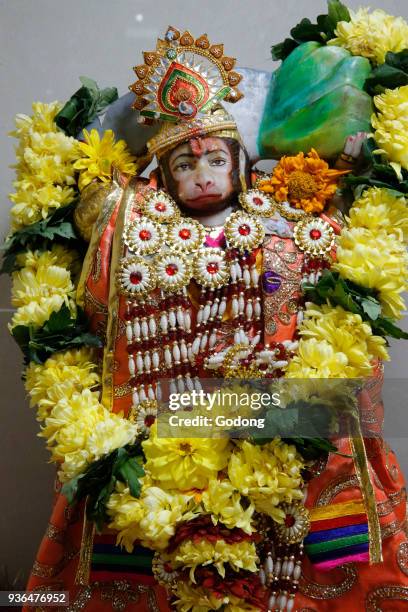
[130,26,243,122]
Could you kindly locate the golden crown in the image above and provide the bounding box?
[147,104,241,157]
[130,26,243,122]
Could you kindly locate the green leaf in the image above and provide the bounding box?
[11,304,102,364]
[304,271,408,341]
[271,1,350,62]
[360,297,382,321]
[55,77,118,137]
[371,317,408,340]
[272,38,298,62]
[344,137,408,195]
[61,445,144,532]
[365,49,408,95]
[116,457,144,498]
[1,202,82,275]
[326,0,350,34]
[79,76,99,92]
[291,19,324,43]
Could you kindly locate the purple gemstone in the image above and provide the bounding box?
[262,271,281,294]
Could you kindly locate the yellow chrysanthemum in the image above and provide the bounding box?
[228,440,304,522]
[173,582,226,612]
[9,102,78,229]
[142,422,231,491]
[258,149,348,214]
[329,8,408,65]
[107,482,197,552]
[16,245,80,273]
[333,227,408,319]
[11,261,74,308]
[106,483,146,552]
[25,347,100,421]
[372,86,408,173]
[171,539,258,580]
[286,304,389,379]
[40,388,138,481]
[10,246,80,331]
[201,478,255,534]
[347,187,408,241]
[173,581,261,612]
[74,129,137,191]
[10,294,74,329]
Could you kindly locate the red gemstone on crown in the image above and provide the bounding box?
[206,262,219,274]
[155,202,167,212]
[238,224,251,236]
[139,229,152,241]
[310,229,322,240]
[179,228,191,240]
[165,263,178,276]
[252,197,263,206]
[130,271,142,285]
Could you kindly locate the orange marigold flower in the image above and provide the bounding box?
[258,149,349,214]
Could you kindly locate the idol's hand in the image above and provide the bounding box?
[335,132,368,170]
[343,132,368,160]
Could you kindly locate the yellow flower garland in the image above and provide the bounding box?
[9,102,78,230]
[329,8,408,65]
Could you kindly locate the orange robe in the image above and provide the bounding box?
[25,177,408,611]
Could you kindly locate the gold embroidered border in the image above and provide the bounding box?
[101,180,135,410]
[299,563,357,599]
[74,506,95,586]
[366,585,408,611]
[397,542,408,576]
[76,178,124,309]
[316,475,359,506]
[45,523,66,545]
[114,381,132,398]
[350,435,383,564]
[32,546,78,579]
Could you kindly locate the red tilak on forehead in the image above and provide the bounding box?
[189,136,221,157]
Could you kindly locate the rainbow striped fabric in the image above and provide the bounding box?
[304,500,369,570]
[90,534,155,584]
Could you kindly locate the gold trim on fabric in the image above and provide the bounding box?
[397,542,408,576]
[74,504,95,586]
[114,381,132,398]
[45,522,66,545]
[32,546,78,579]
[316,475,359,506]
[299,563,357,599]
[381,518,404,540]
[65,585,93,612]
[366,585,408,611]
[76,177,124,309]
[101,180,135,410]
[91,248,102,284]
[350,435,383,564]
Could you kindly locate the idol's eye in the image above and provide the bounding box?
[209,157,227,167]
[174,161,193,171]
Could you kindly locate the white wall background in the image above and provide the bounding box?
[1,0,407,582]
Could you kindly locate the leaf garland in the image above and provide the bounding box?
[303,270,408,340]
[365,50,408,95]
[55,76,118,137]
[0,202,83,274]
[62,445,145,531]
[343,138,408,195]
[12,304,102,365]
[272,0,350,61]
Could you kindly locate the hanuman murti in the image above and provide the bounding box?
[26,26,408,612]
